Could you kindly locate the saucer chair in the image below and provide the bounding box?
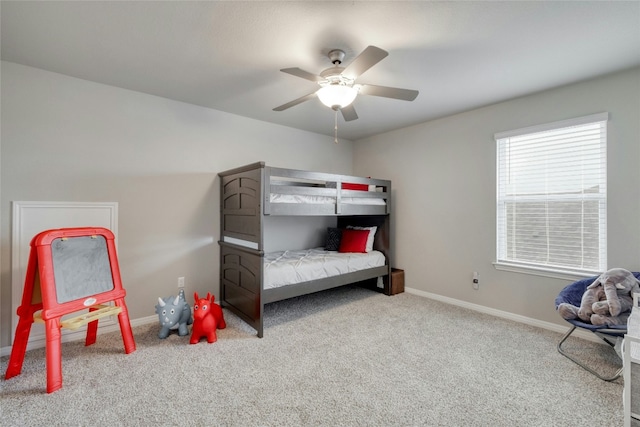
[555,272,640,382]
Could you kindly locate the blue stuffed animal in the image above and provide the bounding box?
[155,288,193,339]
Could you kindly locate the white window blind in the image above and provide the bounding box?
[495,113,608,275]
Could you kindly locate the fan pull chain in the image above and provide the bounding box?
[334,109,339,144]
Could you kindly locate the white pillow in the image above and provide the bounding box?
[346,226,377,252]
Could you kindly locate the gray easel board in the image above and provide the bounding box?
[51,235,114,303]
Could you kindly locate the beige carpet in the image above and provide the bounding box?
[0,285,624,426]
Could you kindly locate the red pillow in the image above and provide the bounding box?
[342,182,369,191]
[338,229,370,253]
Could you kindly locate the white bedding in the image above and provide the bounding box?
[263,248,386,289]
[270,194,386,205]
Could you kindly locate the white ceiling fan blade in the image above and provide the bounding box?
[359,84,419,101]
[340,104,358,122]
[273,91,318,111]
[280,68,324,82]
[342,46,388,80]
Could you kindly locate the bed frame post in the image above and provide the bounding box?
[219,162,266,337]
[258,165,266,337]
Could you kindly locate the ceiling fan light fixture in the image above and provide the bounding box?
[274,45,418,120]
[317,85,358,110]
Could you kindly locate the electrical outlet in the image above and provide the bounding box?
[178,276,185,288]
[472,272,479,290]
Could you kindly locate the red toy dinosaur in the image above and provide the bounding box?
[190,292,226,344]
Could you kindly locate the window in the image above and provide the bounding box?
[495,113,608,276]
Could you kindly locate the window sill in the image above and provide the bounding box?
[493,261,598,282]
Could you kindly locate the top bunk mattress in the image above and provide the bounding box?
[264,248,386,290]
[269,193,386,205]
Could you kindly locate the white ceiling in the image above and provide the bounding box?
[2,1,639,141]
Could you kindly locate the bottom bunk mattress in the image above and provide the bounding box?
[263,248,386,290]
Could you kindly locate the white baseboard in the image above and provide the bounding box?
[404,287,604,345]
[0,314,158,357]
[0,290,603,357]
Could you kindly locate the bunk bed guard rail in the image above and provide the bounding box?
[264,165,391,216]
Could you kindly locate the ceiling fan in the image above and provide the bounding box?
[273,45,419,122]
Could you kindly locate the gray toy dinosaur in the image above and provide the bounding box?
[155,288,193,339]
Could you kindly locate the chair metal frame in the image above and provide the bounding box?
[554,273,640,382]
[557,321,625,381]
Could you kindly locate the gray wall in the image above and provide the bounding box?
[353,66,640,328]
[0,61,354,349]
[2,60,638,351]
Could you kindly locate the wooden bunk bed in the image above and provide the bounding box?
[218,161,392,337]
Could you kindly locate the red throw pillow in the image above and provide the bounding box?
[338,229,370,253]
[342,182,369,191]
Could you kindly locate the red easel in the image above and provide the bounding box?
[5,227,136,393]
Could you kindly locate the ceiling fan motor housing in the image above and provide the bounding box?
[327,49,346,65]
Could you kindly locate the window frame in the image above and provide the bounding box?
[494,112,608,280]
